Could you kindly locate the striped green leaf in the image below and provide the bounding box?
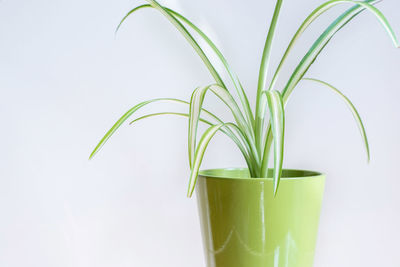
[89,98,213,159]
[264,90,285,196]
[260,125,273,177]
[255,0,283,155]
[256,0,283,96]
[116,1,225,86]
[188,86,208,168]
[144,0,225,87]
[282,0,399,103]
[268,0,383,92]
[165,8,255,131]
[129,111,254,171]
[129,111,245,149]
[188,84,259,170]
[116,4,150,34]
[129,112,213,126]
[187,123,225,197]
[261,0,398,171]
[303,78,370,161]
[116,4,255,131]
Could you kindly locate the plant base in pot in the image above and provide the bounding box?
[197,168,325,267]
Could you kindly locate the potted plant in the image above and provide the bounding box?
[90,0,398,266]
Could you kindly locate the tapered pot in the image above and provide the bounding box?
[196,168,325,267]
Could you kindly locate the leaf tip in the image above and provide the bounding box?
[114,21,124,37]
[88,150,97,160]
[113,30,119,39]
[394,39,400,48]
[187,176,195,198]
[273,182,279,198]
[115,20,126,37]
[187,189,194,198]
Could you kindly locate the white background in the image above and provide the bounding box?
[0,0,399,266]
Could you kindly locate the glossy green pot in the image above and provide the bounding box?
[196,168,325,267]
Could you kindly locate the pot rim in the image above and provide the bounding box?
[198,168,325,181]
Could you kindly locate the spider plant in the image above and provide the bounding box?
[90,0,398,197]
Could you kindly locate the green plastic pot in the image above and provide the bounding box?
[196,168,325,267]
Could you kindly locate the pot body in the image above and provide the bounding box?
[196,168,325,267]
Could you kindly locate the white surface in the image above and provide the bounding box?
[0,0,399,266]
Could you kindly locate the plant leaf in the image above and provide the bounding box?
[128,111,256,174]
[114,2,261,173]
[166,8,255,132]
[116,4,151,34]
[129,111,212,126]
[188,84,258,169]
[116,2,225,86]
[115,4,255,132]
[188,86,208,168]
[256,0,284,95]
[260,125,273,177]
[90,98,206,159]
[261,0,397,165]
[265,90,285,196]
[187,123,225,197]
[268,0,387,92]
[255,0,283,155]
[303,77,370,161]
[282,0,399,103]
[143,0,226,87]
